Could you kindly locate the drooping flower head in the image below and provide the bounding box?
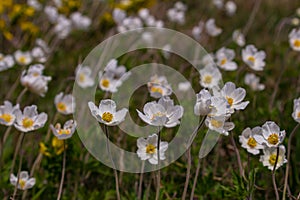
[51,120,77,140]
[88,99,128,126]
[242,45,266,71]
[205,18,222,37]
[137,96,184,128]
[14,105,48,132]
[137,133,168,165]
[244,73,265,91]
[292,98,300,123]
[194,89,212,116]
[239,127,264,155]
[54,92,75,115]
[259,145,287,170]
[0,101,20,126]
[10,171,36,190]
[0,53,14,72]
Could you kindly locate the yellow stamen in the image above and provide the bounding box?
[203,75,212,84]
[247,137,257,148]
[102,112,113,122]
[269,154,279,166]
[58,129,71,135]
[146,144,156,154]
[267,133,279,145]
[151,112,165,120]
[297,112,300,118]
[57,102,67,112]
[19,179,26,189]
[79,73,85,82]
[22,117,34,128]
[210,119,223,128]
[0,113,12,123]
[18,56,27,64]
[101,79,110,88]
[226,97,234,106]
[247,56,255,63]
[150,86,163,94]
[220,58,227,65]
[293,39,300,48]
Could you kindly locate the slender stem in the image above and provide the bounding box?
[230,133,244,177]
[57,140,66,200]
[104,125,121,200]
[138,161,145,200]
[10,133,24,175]
[190,159,201,200]
[272,147,280,200]
[16,88,28,104]
[155,128,161,200]
[242,0,262,36]
[12,132,25,199]
[283,124,299,200]
[0,126,12,167]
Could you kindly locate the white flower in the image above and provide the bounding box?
[20,64,51,97]
[0,101,20,126]
[88,99,128,126]
[14,105,48,132]
[178,81,191,92]
[253,121,286,148]
[75,65,95,88]
[70,12,91,30]
[0,54,14,72]
[259,145,287,170]
[292,98,300,123]
[232,29,245,47]
[113,8,127,24]
[205,18,222,37]
[137,96,184,128]
[31,47,47,63]
[192,21,204,40]
[288,28,300,51]
[44,6,59,23]
[35,38,50,54]
[54,15,72,39]
[194,89,212,116]
[54,92,75,115]
[51,120,77,140]
[27,0,42,10]
[216,47,237,71]
[14,50,32,66]
[137,133,168,165]
[244,73,265,91]
[213,0,224,9]
[218,82,249,113]
[167,2,186,25]
[162,44,171,59]
[225,1,237,16]
[242,45,266,71]
[205,115,234,136]
[147,75,172,98]
[117,17,143,32]
[239,127,264,155]
[174,1,187,11]
[138,8,149,20]
[199,64,222,89]
[10,171,36,190]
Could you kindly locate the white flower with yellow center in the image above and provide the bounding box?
[242,45,266,71]
[205,18,222,37]
[205,115,234,136]
[259,145,287,170]
[244,73,265,91]
[0,54,15,72]
[88,99,128,126]
[20,64,52,97]
[199,64,222,89]
[51,120,77,140]
[137,133,168,165]
[194,89,212,116]
[14,105,48,132]
[10,171,36,190]
[54,92,75,115]
[75,65,95,88]
[253,121,286,148]
[0,101,20,126]
[239,127,264,155]
[288,28,300,51]
[292,98,300,123]
[216,47,237,71]
[217,82,249,114]
[14,50,32,66]
[137,96,184,128]
[147,75,172,98]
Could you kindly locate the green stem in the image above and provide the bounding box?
[155,128,161,200]
[57,140,66,200]
[272,147,280,200]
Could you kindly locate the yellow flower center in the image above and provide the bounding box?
[150,86,163,94]
[220,58,227,65]
[22,117,34,128]
[19,179,26,189]
[0,55,3,61]
[269,154,280,166]
[226,97,234,106]
[297,112,300,118]
[210,119,223,128]
[58,129,71,135]
[146,144,156,154]
[267,133,279,145]
[18,56,27,64]
[101,79,110,88]
[203,75,212,84]
[79,73,85,82]
[102,112,113,122]
[151,112,165,120]
[247,137,257,148]
[247,56,255,63]
[0,113,12,123]
[57,102,67,112]
[293,39,300,48]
